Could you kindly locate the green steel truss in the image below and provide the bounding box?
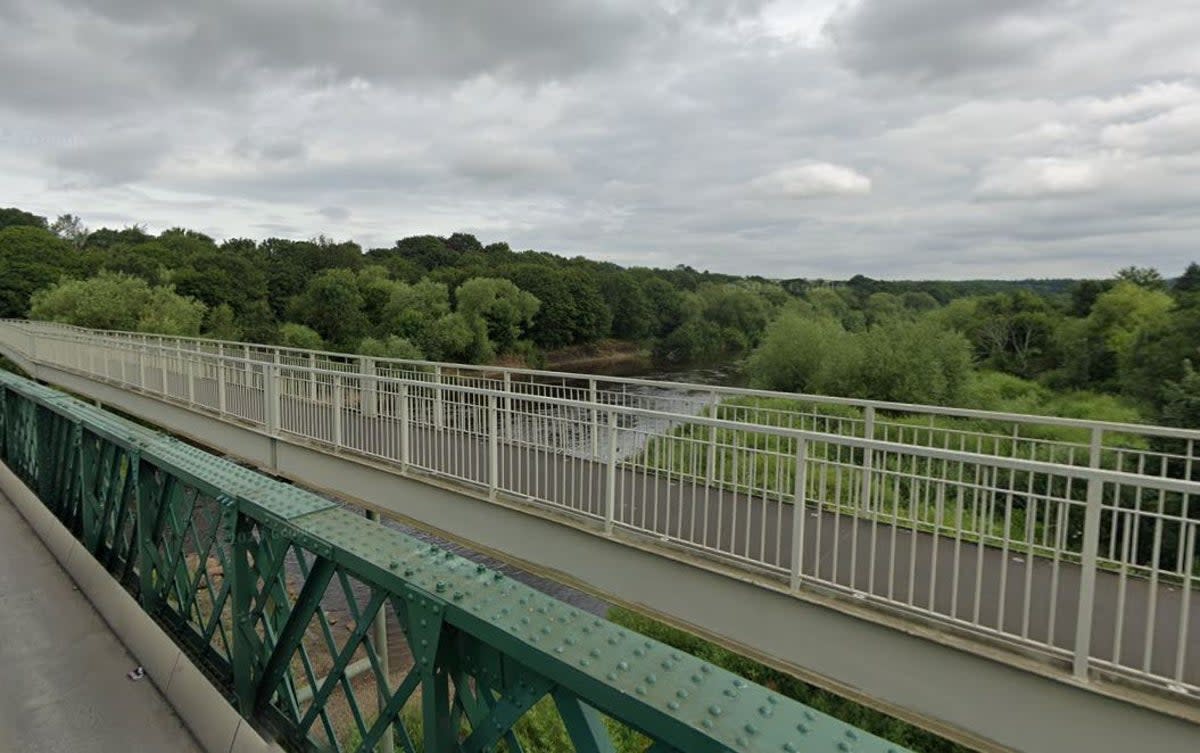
[0,369,911,753]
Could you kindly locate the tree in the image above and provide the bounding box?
[864,292,905,326]
[748,314,852,394]
[698,283,773,347]
[421,313,475,362]
[277,323,325,350]
[81,224,152,251]
[1160,360,1200,429]
[172,249,268,314]
[0,226,75,316]
[0,207,47,231]
[356,266,399,325]
[1056,281,1174,390]
[382,279,452,341]
[1068,279,1114,316]
[1174,262,1200,295]
[455,277,539,355]
[357,335,423,360]
[602,274,654,340]
[1116,266,1166,291]
[444,232,483,255]
[749,315,972,404]
[50,213,89,248]
[289,268,369,348]
[29,272,206,335]
[204,303,242,340]
[902,292,940,312]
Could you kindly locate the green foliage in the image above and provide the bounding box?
[29,272,206,335]
[1174,263,1200,294]
[455,277,539,355]
[0,226,75,316]
[0,206,48,231]
[746,314,851,396]
[750,314,972,404]
[203,303,242,340]
[1116,265,1167,291]
[50,213,89,248]
[357,335,424,360]
[277,322,325,350]
[1160,360,1200,429]
[289,268,370,349]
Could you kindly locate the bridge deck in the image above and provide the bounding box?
[0,493,202,753]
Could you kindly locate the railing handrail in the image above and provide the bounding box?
[11,318,1200,442]
[7,319,1200,497]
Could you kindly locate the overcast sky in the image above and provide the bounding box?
[2,0,1198,279]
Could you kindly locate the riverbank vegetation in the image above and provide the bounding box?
[4,207,1197,433]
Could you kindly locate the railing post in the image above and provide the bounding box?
[790,437,809,590]
[1088,426,1103,470]
[187,354,196,404]
[362,357,378,418]
[399,383,410,471]
[308,352,318,401]
[705,391,719,484]
[605,410,618,534]
[159,341,168,394]
[1073,470,1105,680]
[264,364,280,435]
[589,378,599,459]
[218,357,227,415]
[861,406,875,513]
[434,365,444,431]
[488,394,499,499]
[138,344,147,389]
[502,371,512,439]
[332,375,344,448]
[244,343,253,379]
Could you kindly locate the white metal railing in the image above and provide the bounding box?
[1,319,1197,700]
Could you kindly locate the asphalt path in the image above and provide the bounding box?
[0,493,203,753]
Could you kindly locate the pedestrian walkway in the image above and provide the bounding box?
[0,493,203,753]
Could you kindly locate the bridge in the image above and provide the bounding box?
[0,319,1196,752]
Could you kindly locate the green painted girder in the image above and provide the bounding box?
[0,368,915,753]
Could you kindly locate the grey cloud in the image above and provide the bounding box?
[234,137,307,163]
[51,130,170,187]
[75,0,660,89]
[317,206,350,222]
[826,0,1084,82]
[2,0,1198,280]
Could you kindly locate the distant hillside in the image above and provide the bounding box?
[778,275,1081,303]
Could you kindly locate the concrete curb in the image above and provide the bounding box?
[0,461,283,753]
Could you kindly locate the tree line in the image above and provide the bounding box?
[2,205,1198,428]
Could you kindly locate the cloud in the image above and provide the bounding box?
[317,206,350,222]
[825,0,1080,82]
[975,157,1106,199]
[751,162,871,198]
[0,0,1198,279]
[51,129,171,187]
